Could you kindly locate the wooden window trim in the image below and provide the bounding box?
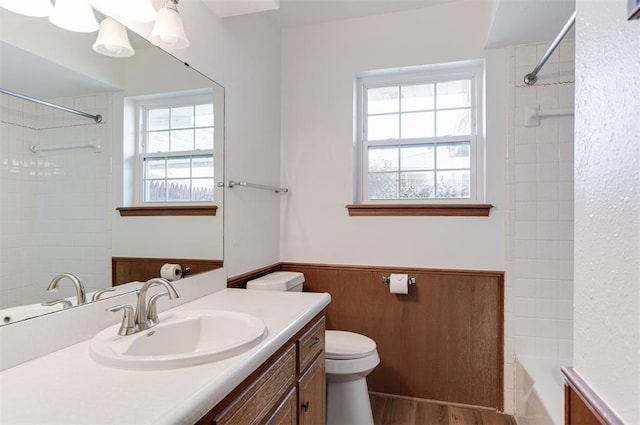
[117,206,218,216]
[346,203,492,217]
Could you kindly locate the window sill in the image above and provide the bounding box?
[117,206,218,217]
[346,203,493,217]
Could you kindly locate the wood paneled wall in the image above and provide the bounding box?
[280,262,504,410]
[562,367,623,425]
[112,257,223,286]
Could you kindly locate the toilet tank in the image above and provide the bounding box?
[246,271,305,292]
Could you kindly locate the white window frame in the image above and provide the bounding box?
[356,62,485,204]
[135,93,215,206]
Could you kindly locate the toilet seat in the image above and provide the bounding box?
[325,330,377,360]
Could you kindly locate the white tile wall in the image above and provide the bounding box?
[0,93,113,308]
[504,39,575,414]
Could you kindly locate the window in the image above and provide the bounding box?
[357,63,483,203]
[138,95,215,204]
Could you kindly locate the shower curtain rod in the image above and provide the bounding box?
[0,88,102,123]
[524,11,576,86]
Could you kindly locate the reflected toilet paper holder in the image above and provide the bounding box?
[381,276,416,285]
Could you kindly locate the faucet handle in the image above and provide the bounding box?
[107,304,136,336]
[91,288,116,302]
[147,293,168,323]
[41,299,73,309]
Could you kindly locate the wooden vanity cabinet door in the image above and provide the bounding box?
[264,388,297,425]
[297,354,325,425]
[212,346,296,425]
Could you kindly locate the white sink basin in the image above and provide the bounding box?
[90,310,267,369]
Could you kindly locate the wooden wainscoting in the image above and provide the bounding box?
[227,263,282,289]
[562,367,623,425]
[280,263,504,410]
[112,257,223,286]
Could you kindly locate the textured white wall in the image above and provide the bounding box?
[574,0,640,422]
[280,0,505,270]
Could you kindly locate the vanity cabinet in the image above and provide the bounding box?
[196,313,326,425]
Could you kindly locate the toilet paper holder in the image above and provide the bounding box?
[381,276,416,285]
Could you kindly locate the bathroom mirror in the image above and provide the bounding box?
[0,8,224,324]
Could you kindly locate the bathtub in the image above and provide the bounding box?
[516,356,570,425]
[0,302,65,325]
[0,282,144,326]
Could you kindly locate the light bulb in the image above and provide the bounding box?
[0,0,53,17]
[92,17,134,58]
[149,1,189,50]
[49,0,99,33]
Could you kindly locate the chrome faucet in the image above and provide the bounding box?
[47,273,86,305]
[108,278,180,336]
[41,299,73,309]
[91,288,116,301]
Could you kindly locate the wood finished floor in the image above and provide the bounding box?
[370,393,518,425]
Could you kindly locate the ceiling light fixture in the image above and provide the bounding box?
[93,17,134,58]
[0,0,53,17]
[149,0,190,50]
[49,0,99,33]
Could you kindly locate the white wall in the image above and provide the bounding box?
[574,0,640,422]
[280,0,504,270]
[504,40,575,416]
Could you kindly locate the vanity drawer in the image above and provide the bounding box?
[297,317,325,373]
[214,345,296,425]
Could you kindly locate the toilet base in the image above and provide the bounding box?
[326,377,374,425]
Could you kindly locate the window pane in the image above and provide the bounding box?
[436,109,471,137]
[167,179,191,202]
[368,146,398,172]
[367,114,398,140]
[147,131,169,153]
[195,104,214,127]
[436,80,471,108]
[401,84,434,112]
[401,111,434,139]
[144,180,166,202]
[171,106,194,129]
[195,128,214,150]
[148,108,169,131]
[436,142,471,170]
[400,171,434,198]
[192,179,214,201]
[167,157,191,178]
[144,158,166,179]
[436,170,470,198]
[368,172,398,199]
[170,129,194,151]
[367,86,399,114]
[192,155,214,178]
[400,144,434,171]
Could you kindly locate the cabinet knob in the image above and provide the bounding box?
[308,336,321,348]
[301,401,310,413]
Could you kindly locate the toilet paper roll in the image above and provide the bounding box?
[160,263,183,281]
[389,273,409,294]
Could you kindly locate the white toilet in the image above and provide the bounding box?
[246,271,380,425]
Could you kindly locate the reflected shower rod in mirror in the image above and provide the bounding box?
[0,88,103,123]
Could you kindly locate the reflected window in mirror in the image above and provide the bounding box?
[127,90,217,206]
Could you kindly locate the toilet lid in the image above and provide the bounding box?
[325,330,377,360]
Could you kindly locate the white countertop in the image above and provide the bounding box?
[0,288,330,425]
